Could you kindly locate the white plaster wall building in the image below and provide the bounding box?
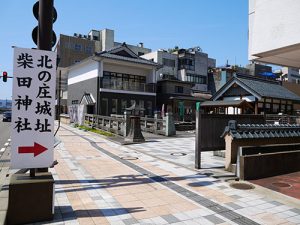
[249,0,300,67]
[67,44,159,116]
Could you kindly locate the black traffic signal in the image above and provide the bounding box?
[32,0,57,48]
[3,71,7,82]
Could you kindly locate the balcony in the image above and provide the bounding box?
[102,80,155,93]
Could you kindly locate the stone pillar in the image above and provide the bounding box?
[165,112,176,136]
[124,116,145,143]
[154,112,159,133]
[123,111,130,137]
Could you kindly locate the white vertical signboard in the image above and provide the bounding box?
[11,47,56,169]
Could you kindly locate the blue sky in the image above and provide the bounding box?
[0,0,249,99]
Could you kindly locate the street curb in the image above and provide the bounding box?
[0,145,10,225]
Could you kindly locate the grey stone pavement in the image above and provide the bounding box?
[126,131,225,169]
[2,123,300,225]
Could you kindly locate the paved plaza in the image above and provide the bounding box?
[22,123,299,225]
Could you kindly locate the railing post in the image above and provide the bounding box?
[102,117,105,128]
[165,112,176,136]
[108,118,112,131]
[144,115,148,131]
[124,111,130,137]
[154,112,158,134]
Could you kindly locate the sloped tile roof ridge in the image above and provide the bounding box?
[237,123,300,128]
[235,74,280,85]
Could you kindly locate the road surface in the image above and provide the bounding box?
[0,114,11,154]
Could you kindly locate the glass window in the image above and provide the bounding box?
[121,100,127,111]
[112,99,118,114]
[175,86,184,93]
[163,58,175,67]
[139,100,144,109]
[101,98,108,115]
[103,71,110,76]
[146,101,153,116]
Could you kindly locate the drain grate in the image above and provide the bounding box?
[170,152,187,156]
[272,182,291,188]
[120,156,138,160]
[230,182,255,190]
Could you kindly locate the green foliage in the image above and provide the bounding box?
[77,125,114,137]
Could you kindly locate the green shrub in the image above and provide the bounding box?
[77,125,114,137]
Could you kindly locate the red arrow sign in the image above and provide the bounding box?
[18,142,48,157]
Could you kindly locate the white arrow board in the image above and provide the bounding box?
[11,47,56,169]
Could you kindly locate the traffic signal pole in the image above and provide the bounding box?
[33,0,54,175]
[38,0,53,51]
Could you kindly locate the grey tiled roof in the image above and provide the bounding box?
[95,43,159,67]
[202,100,247,107]
[97,52,159,66]
[81,93,95,105]
[237,77,300,101]
[222,123,300,139]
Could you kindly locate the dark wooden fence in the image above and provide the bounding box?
[195,112,265,169]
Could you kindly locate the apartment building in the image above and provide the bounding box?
[141,47,215,120]
[142,47,216,93]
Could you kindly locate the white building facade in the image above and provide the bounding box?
[249,0,300,67]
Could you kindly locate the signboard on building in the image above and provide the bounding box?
[11,47,56,169]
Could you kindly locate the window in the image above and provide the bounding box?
[74,44,82,51]
[138,52,144,56]
[178,58,195,70]
[163,58,175,67]
[121,99,127,111]
[102,71,147,91]
[175,86,184,93]
[101,98,108,115]
[71,100,79,104]
[139,100,144,109]
[93,36,98,40]
[146,101,153,116]
[186,74,207,84]
[112,99,118,114]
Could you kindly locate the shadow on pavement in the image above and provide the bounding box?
[53,205,144,222]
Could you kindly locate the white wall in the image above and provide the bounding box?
[249,0,300,57]
[68,60,99,85]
